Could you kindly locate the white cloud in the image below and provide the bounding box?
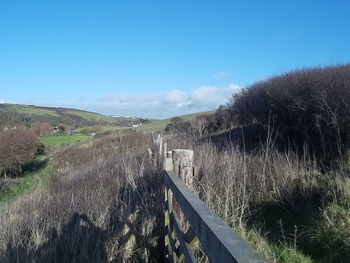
[0,99,5,104]
[39,84,243,119]
[212,71,232,79]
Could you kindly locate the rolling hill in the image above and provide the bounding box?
[0,103,213,131]
[136,110,214,132]
[0,104,147,127]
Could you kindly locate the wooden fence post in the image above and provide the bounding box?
[172,149,194,190]
[159,136,163,157]
[165,151,173,171]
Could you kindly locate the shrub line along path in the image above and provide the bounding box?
[0,135,92,208]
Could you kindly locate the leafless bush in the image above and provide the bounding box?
[0,129,41,177]
[229,64,350,162]
[191,107,233,136]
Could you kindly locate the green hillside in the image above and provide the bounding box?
[0,103,214,131]
[136,111,214,132]
[0,104,140,127]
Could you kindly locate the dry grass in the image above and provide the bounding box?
[164,133,333,262]
[0,132,163,263]
[1,128,349,262]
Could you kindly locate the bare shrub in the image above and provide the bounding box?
[228,64,350,161]
[165,117,191,134]
[0,129,41,177]
[191,107,233,136]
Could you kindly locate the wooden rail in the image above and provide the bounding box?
[164,170,268,263]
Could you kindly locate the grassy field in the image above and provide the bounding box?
[41,135,90,146]
[0,104,121,126]
[7,104,59,117]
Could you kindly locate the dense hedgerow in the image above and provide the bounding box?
[228,64,350,161]
[0,129,41,177]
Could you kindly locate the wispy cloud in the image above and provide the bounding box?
[212,71,232,79]
[49,84,243,119]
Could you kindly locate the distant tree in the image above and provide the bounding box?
[165,117,191,134]
[40,122,53,136]
[32,122,53,136]
[91,125,102,133]
[79,128,91,135]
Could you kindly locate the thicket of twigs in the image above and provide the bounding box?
[0,129,41,178]
[228,64,350,162]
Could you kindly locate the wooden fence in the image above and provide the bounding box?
[162,146,268,263]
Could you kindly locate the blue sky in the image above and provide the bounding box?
[1,0,349,118]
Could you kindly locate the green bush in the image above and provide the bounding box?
[79,127,91,135]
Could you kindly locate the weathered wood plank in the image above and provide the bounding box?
[169,211,197,263]
[165,171,268,263]
[165,186,178,260]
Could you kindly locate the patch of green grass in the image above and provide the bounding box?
[0,155,53,203]
[41,135,90,146]
[240,227,313,263]
[271,245,313,263]
[307,203,350,262]
[9,104,59,117]
[0,175,35,203]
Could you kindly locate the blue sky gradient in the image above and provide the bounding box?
[1,0,349,118]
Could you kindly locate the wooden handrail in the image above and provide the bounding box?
[164,170,268,263]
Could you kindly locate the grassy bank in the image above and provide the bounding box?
[0,155,52,203]
[1,134,89,204]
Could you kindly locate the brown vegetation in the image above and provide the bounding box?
[0,129,41,178]
[0,132,163,263]
[228,64,350,162]
[32,121,53,136]
[1,65,349,262]
[165,132,350,262]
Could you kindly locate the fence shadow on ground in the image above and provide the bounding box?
[2,173,164,263]
[2,213,108,263]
